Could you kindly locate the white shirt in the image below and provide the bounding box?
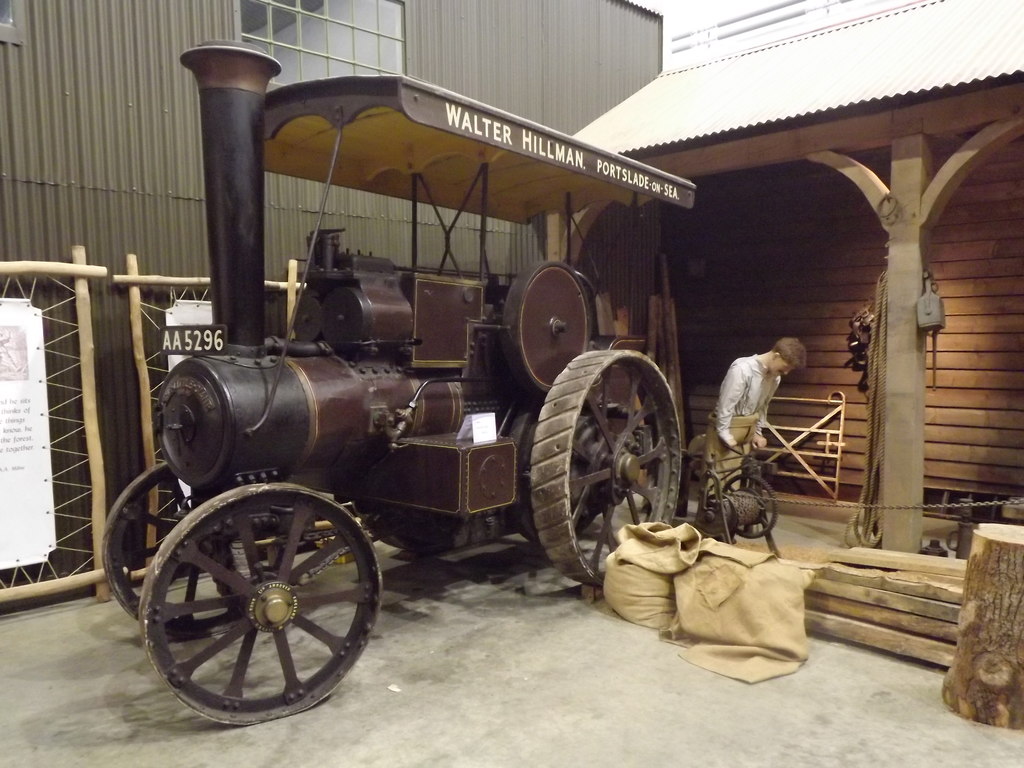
[711,354,780,446]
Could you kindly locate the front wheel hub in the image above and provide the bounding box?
[249,581,298,631]
[615,451,641,485]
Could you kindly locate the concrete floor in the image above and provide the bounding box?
[3,507,1023,768]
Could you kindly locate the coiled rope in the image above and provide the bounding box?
[845,271,887,547]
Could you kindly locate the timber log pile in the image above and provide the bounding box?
[802,547,965,668]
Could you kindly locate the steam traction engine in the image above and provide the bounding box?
[101,42,696,723]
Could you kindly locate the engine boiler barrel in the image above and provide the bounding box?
[159,357,309,489]
[180,42,280,350]
[158,356,464,490]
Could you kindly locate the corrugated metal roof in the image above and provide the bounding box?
[576,0,1024,153]
[618,0,660,15]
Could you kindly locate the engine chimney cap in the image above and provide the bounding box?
[181,41,281,93]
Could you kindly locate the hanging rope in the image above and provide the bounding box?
[845,270,888,547]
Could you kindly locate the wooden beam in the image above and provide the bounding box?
[649,83,1024,178]
[805,592,959,642]
[545,211,565,262]
[817,563,963,604]
[806,150,890,217]
[805,610,955,667]
[829,546,967,578]
[0,568,107,605]
[808,577,960,623]
[0,261,108,279]
[125,254,156,475]
[921,117,1024,228]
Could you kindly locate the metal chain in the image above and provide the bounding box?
[781,496,1024,511]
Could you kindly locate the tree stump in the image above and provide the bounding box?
[942,524,1024,728]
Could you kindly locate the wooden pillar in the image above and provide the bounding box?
[879,134,931,552]
[943,524,1024,728]
[545,211,566,262]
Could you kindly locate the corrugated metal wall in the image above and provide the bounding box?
[404,0,665,293]
[406,0,662,134]
[0,0,235,507]
[0,0,664,501]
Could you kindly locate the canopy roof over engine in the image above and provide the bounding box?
[263,75,695,224]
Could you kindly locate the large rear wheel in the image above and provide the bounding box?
[530,350,681,585]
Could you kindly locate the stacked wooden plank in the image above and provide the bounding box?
[803,547,965,667]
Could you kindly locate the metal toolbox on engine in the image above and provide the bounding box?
[361,433,516,514]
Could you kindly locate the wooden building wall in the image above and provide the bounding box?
[663,138,1024,501]
[927,138,1024,496]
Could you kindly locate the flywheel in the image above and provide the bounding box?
[530,349,682,585]
[500,261,593,393]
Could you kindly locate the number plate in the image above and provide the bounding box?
[161,325,227,355]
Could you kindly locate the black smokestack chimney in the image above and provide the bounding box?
[180,42,281,351]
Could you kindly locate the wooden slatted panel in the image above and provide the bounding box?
[666,139,1024,501]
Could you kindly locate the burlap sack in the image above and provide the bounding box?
[661,542,815,683]
[603,522,706,630]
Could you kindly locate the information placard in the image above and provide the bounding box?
[0,299,56,569]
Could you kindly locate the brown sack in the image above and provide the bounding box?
[603,553,675,629]
[662,545,814,683]
[603,522,706,630]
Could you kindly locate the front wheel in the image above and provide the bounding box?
[139,484,381,724]
[530,350,682,585]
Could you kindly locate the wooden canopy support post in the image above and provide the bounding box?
[546,201,610,267]
[880,133,930,552]
[809,119,1024,552]
[72,245,109,602]
[808,140,928,551]
[943,524,1024,728]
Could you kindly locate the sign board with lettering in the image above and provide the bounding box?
[264,76,696,225]
[0,299,56,569]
